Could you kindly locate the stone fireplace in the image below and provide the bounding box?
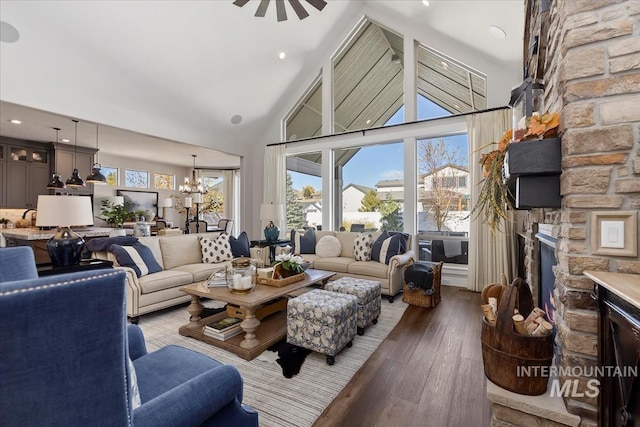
[490,1,639,426]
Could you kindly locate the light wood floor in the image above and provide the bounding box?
[313,286,491,427]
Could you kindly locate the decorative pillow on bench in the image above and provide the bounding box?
[110,242,162,278]
[200,233,233,263]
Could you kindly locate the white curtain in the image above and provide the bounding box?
[466,109,516,292]
[263,144,287,231]
[222,170,234,220]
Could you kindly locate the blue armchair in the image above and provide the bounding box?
[0,247,258,427]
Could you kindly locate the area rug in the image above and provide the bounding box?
[138,297,407,427]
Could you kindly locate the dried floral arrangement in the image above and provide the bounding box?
[473,112,560,234]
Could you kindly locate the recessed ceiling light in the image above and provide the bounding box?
[10,119,21,124]
[231,114,242,124]
[441,61,448,69]
[453,104,460,110]
[278,51,286,60]
[366,119,372,124]
[62,138,70,143]
[422,0,430,6]
[489,25,507,39]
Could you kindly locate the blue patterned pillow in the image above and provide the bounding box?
[229,231,251,258]
[371,232,404,265]
[110,242,162,278]
[291,228,316,255]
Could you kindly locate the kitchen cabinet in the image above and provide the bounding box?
[55,142,97,195]
[0,137,52,208]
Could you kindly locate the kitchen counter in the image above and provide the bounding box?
[1,227,127,241]
[584,270,640,309]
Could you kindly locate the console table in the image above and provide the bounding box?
[37,259,113,277]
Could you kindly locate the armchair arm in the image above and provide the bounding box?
[388,250,415,268]
[133,365,253,427]
[127,324,148,360]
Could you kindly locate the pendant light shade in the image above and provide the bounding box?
[47,127,66,190]
[86,123,107,184]
[65,120,85,188]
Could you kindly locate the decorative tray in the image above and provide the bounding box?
[257,264,305,287]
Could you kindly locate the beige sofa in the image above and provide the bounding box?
[284,230,415,302]
[91,232,264,323]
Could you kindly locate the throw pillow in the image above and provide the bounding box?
[371,232,404,265]
[315,235,342,258]
[353,233,373,261]
[291,228,316,255]
[200,234,233,264]
[229,231,251,258]
[110,242,162,278]
[128,357,141,409]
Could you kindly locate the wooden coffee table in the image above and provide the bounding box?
[179,269,336,360]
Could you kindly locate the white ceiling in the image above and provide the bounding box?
[0,0,524,168]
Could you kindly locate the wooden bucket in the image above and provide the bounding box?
[481,278,554,395]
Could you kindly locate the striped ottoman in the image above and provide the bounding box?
[325,277,382,336]
[287,289,357,365]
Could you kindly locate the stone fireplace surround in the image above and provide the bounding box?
[486,1,639,426]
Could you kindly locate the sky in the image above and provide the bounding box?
[289,97,469,191]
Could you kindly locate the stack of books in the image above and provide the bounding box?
[202,317,242,341]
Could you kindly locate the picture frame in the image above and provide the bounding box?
[590,211,638,257]
[117,190,158,218]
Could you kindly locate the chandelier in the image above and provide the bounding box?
[179,155,203,194]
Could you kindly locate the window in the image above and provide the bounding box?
[125,169,149,188]
[417,134,469,264]
[335,142,404,232]
[154,173,174,190]
[416,43,487,117]
[102,166,119,186]
[333,19,403,133]
[201,174,224,226]
[285,76,322,141]
[286,153,322,230]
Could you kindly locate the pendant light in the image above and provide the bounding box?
[86,123,107,184]
[65,119,85,188]
[46,127,66,189]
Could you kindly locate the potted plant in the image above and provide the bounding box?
[272,253,305,278]
[0,218,11,229]
[472,112,560,234]
[98,200,131,236]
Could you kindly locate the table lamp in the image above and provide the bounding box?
[260,203,284,242]
[36,195,94,267]
[158,198,173,219]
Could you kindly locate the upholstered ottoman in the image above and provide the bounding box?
[287,289,358,365]
[325,277,382,336]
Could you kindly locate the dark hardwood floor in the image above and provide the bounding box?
[313,286,491,427]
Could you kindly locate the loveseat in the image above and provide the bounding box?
[285,230,415,302]
[89,232,264,323]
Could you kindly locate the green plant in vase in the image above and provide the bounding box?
[98,200,131,229]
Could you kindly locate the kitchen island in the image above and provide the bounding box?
[1,227,128,263]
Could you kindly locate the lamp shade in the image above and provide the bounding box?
[36,195,94,227]
[259,203,284,221]
[159,198,173,208]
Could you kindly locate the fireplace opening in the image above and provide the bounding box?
[536,228,557,339]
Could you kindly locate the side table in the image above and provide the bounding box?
[37,259,114,277]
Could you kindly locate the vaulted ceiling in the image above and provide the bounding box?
[0,1,523,167]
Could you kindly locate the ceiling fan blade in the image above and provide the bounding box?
[288,0,309,20]
[232,0,250,6]
[255,0,270,17]
[275,0,287,21]
[305,0,326,11]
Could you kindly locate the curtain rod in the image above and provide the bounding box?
[267,105,510,147]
